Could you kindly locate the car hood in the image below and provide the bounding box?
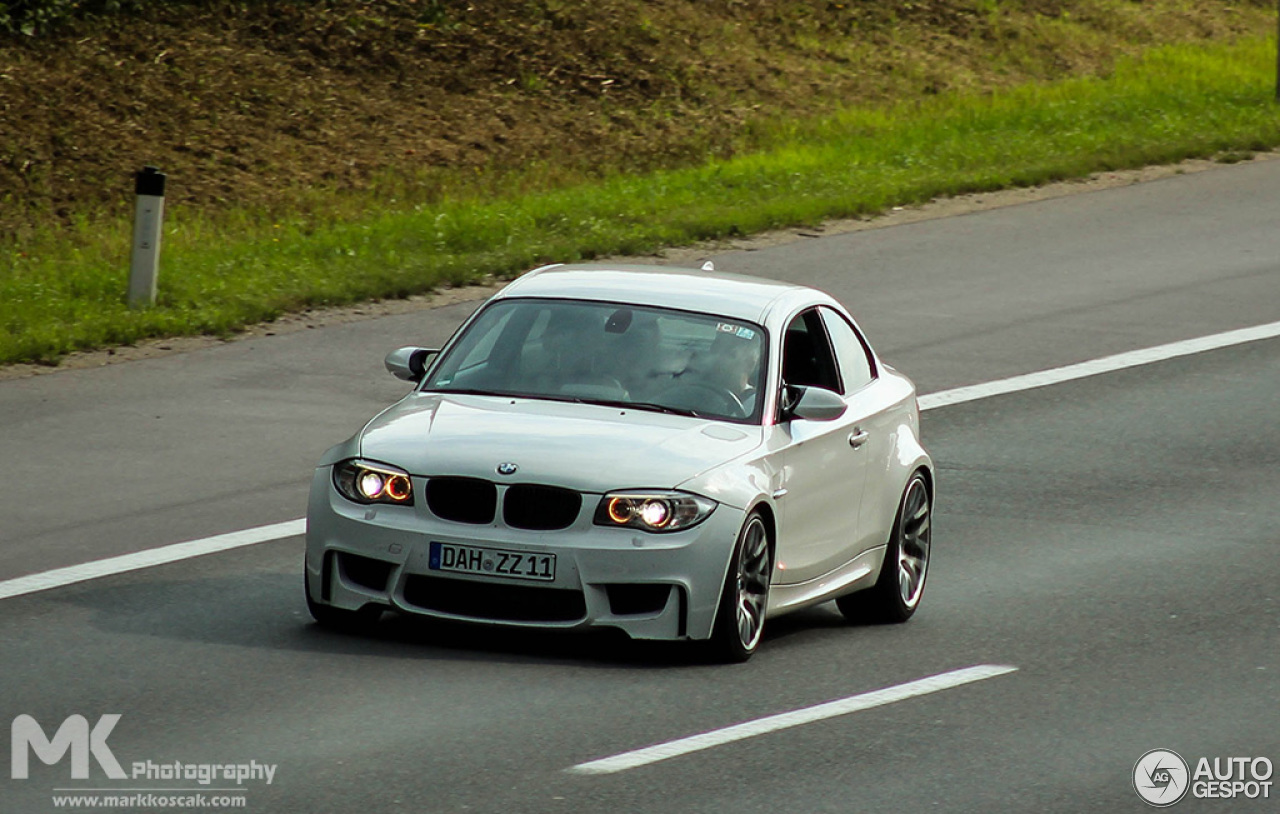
[358,393,764,493]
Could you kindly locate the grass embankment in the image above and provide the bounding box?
[4,35,1280,366]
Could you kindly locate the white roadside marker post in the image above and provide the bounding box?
[127,166,166,309]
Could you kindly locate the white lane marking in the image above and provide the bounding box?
[918,320,1280,411]
[0,519,306,601]
[567,664,1018,775]
[3,320,1279,602]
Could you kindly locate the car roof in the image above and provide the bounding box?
[494,263,813,324]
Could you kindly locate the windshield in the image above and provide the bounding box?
[423,298,768,423]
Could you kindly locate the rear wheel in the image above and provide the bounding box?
[708,511,772,663]
[837,472,931,624]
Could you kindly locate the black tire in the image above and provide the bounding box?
[708,511,772,663]
[837,471,931,625]
[304,571,383,631]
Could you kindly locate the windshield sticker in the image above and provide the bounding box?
[716,322,756,340]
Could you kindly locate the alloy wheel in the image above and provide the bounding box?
[897,477,931,610]
[735,515,771,651]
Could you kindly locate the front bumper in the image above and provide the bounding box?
[304,467,742,641]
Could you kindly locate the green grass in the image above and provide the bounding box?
[4,35,1280,366]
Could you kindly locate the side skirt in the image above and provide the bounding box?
[766,546,887,618]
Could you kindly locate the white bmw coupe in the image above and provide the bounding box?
[305,263,933,661]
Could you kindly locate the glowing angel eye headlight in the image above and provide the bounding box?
[594,491,716,533]
[334,459,415,506]
[606,497,635,524]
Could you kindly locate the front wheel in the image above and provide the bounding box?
[708,511,772,663]
[837,472,931,624]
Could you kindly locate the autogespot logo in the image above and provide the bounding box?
[1133,748,1275,806]
[1134,749,1190,807]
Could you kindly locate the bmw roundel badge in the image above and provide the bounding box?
[496,462,519,476]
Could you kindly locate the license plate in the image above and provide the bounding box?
[428,542,556,582]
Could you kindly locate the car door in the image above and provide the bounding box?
[818,305,899,555]
[771,308,872,585]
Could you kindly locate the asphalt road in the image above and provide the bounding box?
[3,158,1279,813]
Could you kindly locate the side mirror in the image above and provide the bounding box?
[384,346,439,383]
[787,385,847,422]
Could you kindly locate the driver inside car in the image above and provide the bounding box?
[693,330,762,417]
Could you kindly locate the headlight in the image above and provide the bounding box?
[333,459,415,506]
[593,491,716,532]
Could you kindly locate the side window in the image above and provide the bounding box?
[820,307,875,393]
[781,309,840,392]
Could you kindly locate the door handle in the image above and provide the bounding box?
[848,430,870,449]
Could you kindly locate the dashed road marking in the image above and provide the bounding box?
[567,664,1019,775]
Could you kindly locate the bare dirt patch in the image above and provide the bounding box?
[1,0,1267,237]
